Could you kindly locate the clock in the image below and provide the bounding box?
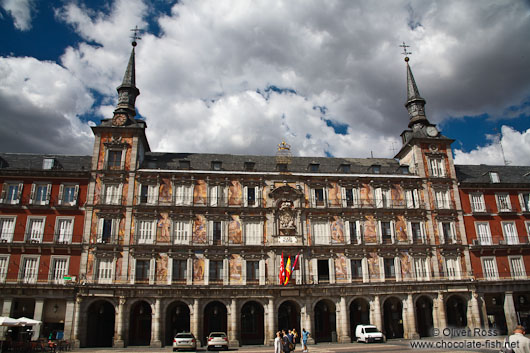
[112,114,127,126]
[426,126,438,137]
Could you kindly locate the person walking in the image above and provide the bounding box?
[507,325,530,353]
[274,331,283,353]
[301,328,311,352]
[282,330,292,353]
[292,328,299,345]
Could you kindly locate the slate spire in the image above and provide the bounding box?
[404,57,429,128]
[114,41,140,118]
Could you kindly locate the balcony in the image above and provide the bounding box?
[497,205,517,215]
[94,234,118,245]
[98,193,125,206]
[133,195,264,208]
[470,237,529,247]
[471,204,494,215]
[311,198,425,210]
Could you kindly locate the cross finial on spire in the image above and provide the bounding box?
[130,26,142,47]
[399,41,412,62]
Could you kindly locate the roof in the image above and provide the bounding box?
[141,152,407,175]
[455,164,530,185]
[0,153,91,172]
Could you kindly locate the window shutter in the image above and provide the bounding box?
[223,258,229,285]
[356,220,362,244]
[254,186,259,207]
[395,257,402,281]
[311,258,318,284]
[329,258,336,284]
[379,257,385,281]
[377,220,382,243]
[353,188,360,207]
[45,184,52,205]
[344,221,351,244]
[57,185,64,205]
[375,188,383,208]
[29,184,36,204]
[450,222,457,243]
[151,220,157,244]
[420,222,426,243]
[390,220,395,243]
[0,183,6,203]
[120,149,126,169]
[341,188,347,207]
[407,222,413,244]
[117,184,123,204]
[259,259,265,285]
[149,258,155,284]
[204,258,210,285]
[310,189,316,207]
[361,258,369,283]
[406,190,413,208]
[208,220,213,245]
[243,186,248,207]
[211,186,218,207]
[438,222,444,244]
[73,185,79,205]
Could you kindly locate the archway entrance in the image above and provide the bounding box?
[129,301,152,346]
[446,295,467,328]
[86,300,115,347]
[203,301,227,343]
[240,301,264,345]
[350,298,370,341]
[383,297,403,339]
[485,294,507,335]
[314,300,336,343]
[277,301,300,333]
[415,296,434,337]
[166,301,190,346]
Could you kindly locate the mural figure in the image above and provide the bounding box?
[193,215,207,244]
[228,181,242,206]
[193,257,205,282]
[158,212,171,242]
[331,216,345,244]
[159,178,172,203]
[229,216,242,244]
[400,252,412,279]
[368,252,380,280]
[156,256,168,282]
[193,180,207,205]
[364,216,377,243]
[329,182,341,206]
[360,183,373,207]
[395,216,408,243]
[335,255,348,281]
[391,185,404,207]
[229,255,242,284]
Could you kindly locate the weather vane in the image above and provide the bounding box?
[399,41,412,62]
[130,26,142,47]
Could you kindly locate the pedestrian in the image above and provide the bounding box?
[274,331,283,353]
[507,325,530,353]
[282,330,292,353]
[301,328,310,352]
[292,328,298,344]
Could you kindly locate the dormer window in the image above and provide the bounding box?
[244,161,255,171]
[399,165,409,174]
[107,150,123,170]
[179,160,190,169]
[42,158,55,170]
[489,172,500,183]
[371,165,381,174]
[277,163,287,172]
[211,161,222,171]
[339,164,351,173]
[309,163,319,172]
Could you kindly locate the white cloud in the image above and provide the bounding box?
[0,0,35,31]
[453,126,530,166]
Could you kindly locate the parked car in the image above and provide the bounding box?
[173,332,197,352]
[355,325,385,343]
[207,332,229,351]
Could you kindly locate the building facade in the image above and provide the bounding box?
[0,44,528,348]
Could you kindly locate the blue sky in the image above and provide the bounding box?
[0,0,529,165]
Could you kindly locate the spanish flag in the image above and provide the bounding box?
[279,252,286,284]
[284,256,292,285]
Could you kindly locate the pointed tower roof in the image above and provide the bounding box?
[404,57,429,128]
[114,41,140,119]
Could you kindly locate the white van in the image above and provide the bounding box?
[355,325,385,343]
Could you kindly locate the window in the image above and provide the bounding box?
[375,188,391,208]
[244,162,255,171]
[405,189,420,209]
[173,220,191,245]
[309,163,319,172]
[476,222,492,245]
[20,257,39,284]
[42,158,55,170]
[489,172,500,183]
[0,217,15,242]
[317,259,330,282]
[482,257,498,280]
[526,221,530,238]
[246,260,259,283]
[0,256,8,283]
[26,217,45,243]
[30,183,51,205]
[50,257,68,284]
[342,187,360,207]
[445,257,461,280]
[399,165,409,174]
[496,194,512,212]
[414,258,429,281]
[244,186,259,207]
[139,184,158,205]
[410,222,424,244]
[429,158,445,177]
[107,150,122,170]
[172,259,187,282]
[384,258,396,279]
[209,185,224,206]
[509,256,526,279]
[97,218,119,243]
[371,165,381,174]
[103,184,121,205]
[380,221,393,244]
[175,184,193,206]
[0,182,23,204]
[340,164,351,173]
[277,163,288,172]
[58,184,78,206]
[179,160,190,169]
[470,193,486,212]
[311,187,326,207]
[209,260,223,282]
[439,221,456,244]
[502,222,518,244]
[245,222,262,245]
[136,220,156,244]
[211,161,222,171]
[435,189,450,209]
[520,193,530,212]
[135,259,150,283]
[55,218,73,243]
[97,258,113,284]
[347,220,362,244]
[313,221,330,245]
[351,259,363,280]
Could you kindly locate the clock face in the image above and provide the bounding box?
[426,126,438,137]
[112,114,127,126]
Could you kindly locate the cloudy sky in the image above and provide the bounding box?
[0,0,529,165]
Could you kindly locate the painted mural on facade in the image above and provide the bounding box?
[229,215,242,244]
[156,255,168,283]
[159,177,172,203]
[193,256,205,284]
[329,182,341,206]
[228,181,242,206]
[335,254,348,282]
[363,215,377,244]
[157,212,171,243]
[360,183,373,207]
[116,257,122,282]
[86,252,94,278]
[395,215,408,243]
[400,252,412,280]
[229,254,242,284]
[193,180,207,205]
[330,216,345,244]
[193,215,207,244]
[368,252,380,280]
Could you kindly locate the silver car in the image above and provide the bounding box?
[207,332,229,351]
[173,332,197,352]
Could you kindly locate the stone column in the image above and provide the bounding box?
[371,296,382,332]
[0,298,12,338]
[468,292,482,330]
[228,299,240,347]
[266,298,275,345]
[113,297,125,347]
[304,298,315,345]
[435,293,447,331]
[63,300,75,342]
[337,297,350,343]
[191,299,200,346]
[404,294,419,339]
[72,296,82,348]
[504,292,518,334]
[31,299,44,340]
[478,293,489,330]
[150,298,162,347]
